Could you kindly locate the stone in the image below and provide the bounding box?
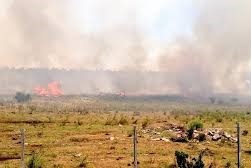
[151,138,161,141]
[161,138,170,142]
[212,134,221,141]
[223,132,231,139]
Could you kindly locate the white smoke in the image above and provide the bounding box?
[0,0,251,96]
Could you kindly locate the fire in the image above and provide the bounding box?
[34,81,63,97]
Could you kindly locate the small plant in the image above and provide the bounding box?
[127,130,133,137]
[216,117,223,123]
[79,156,88,168]
[242,130,248,136]
[225,161,231,168]
[77,119,83,126]
[198,133,206,142]
[142,117,150,128]
[26,153,43,168]
[118,115,129,125]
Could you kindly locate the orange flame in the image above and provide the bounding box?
[34,81,63,97]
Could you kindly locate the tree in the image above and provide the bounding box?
[15,92,31,103]
[209,97,216,104]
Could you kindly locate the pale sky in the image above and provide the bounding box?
[69,0,196,42]
[0,0,197,42]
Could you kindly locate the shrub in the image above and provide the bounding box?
[189,121,203,130]
[187,121,203,140]
[118,115,129,125]
[105,114,118,126]
[187,128,194,140]
[26,153,43,168]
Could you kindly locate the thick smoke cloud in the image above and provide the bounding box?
[158,0,251,95]
[0,0,251,96]
[0,0,147,70]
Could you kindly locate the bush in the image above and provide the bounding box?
[216,117,223,123]
[187,121,203,140]
[105,114,118,126]
[189,121,203,130]
[175,151,205,168]
[175,151,189,168]
[26,153,43,168]
[15,92,31,103]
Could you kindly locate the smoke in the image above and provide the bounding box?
[0,0,147,70]
[158,0,251,95]
[0,0,251,96]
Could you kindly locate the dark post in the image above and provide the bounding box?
[237,123,241,168]
[20,128,25,168]
[133,126,138,168]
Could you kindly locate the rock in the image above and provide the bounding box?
[193,133,199,139]
[12,136,18,140]
[73,153,82,157]
[153,132,161,135]
[161,138,170,142]
[110,137,115,141]
[151,138,161,141]
[29,143,42,147]
[230,137,237,143]
[171,136,188,143]
[208,131,214,136]
[223,132,231,139]
[212,134,221,141]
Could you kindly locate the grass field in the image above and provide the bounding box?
[1,95,251,167]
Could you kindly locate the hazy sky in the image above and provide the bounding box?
[0,0,196,43]
[69,0,196,42]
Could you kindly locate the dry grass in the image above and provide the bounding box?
[0,96,251,167]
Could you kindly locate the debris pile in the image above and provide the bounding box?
[141,124,237,143]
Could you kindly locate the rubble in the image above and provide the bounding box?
[141,124,237,143]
